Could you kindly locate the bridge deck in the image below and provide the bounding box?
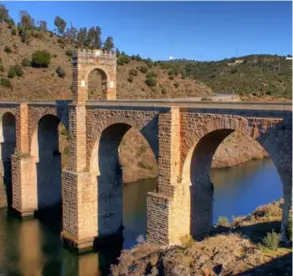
[0,99,291,111]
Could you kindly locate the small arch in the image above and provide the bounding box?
[0,112,16,207]
[87,67,110,100]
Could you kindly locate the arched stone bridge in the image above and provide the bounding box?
[0,100,291,251]
[0,50,291,252]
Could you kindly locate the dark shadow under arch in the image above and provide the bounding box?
[33,114,65,222]
[94,123,158,239]
[0,112,16,207]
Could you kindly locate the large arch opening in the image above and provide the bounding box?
[0,112,16,208]
[90,123,158,247]
[31,114,69,222]
[183,127,287,241]
[88,68,108,100]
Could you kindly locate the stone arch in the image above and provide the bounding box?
[89,120,158,238]
[87,67,108,100]
[30,114,65,215]
[180,116,291,240]
[0,112,16,207]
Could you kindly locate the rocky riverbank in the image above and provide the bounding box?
[110,200,292,276]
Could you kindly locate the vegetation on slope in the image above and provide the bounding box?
[157,55,292,99]
[110,200,292,276]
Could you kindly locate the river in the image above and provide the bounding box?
[0,157,282,276]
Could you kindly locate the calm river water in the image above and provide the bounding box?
[0,157,282,276]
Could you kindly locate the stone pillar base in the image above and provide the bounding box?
[61,231,95,254]
[146,192,172,245]
[10,205,35,218]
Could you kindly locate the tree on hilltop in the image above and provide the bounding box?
[0,4,9,22]
[20,10,34,29]
[54,16,67,35]
[103,36,115,51]
[86,26,102,49]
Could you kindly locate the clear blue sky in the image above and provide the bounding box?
[2,1,292,61]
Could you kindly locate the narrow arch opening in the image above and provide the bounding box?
[32,114,69,224]
[0,112,16,208]
[88,68,108,100]
[186,129,285,240]
[92,123,158,247]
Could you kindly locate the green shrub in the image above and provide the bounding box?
[56,66,66,78]
[11,28,17,35]
[146,71,157,78]
[217,216,229,225]
[0,64,4,72]
[4,46,12,53]
[117,54,131,65]
[31,50,51,67]
[263,230,280,250]
[127,75,133,82]
[21,58,31,67]
[65,49,72,57]
[7,67,15,78]
[7,65,23,78]
[0,78,12,88]
[14,65,24,77]
[138,66,148,73]
[145,76,157,87]
[129,68,138,76]
[174,83,179,88]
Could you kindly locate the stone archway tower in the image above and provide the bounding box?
[72,49,117,103]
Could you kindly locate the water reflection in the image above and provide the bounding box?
[0,158,282,276]
[211,157,282,223]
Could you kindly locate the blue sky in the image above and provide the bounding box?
[2,1,292,61]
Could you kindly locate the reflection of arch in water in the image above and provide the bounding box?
[90,121,158,238]
[181,117,291,240]
[0,112,16,207]
[30,114,65,213]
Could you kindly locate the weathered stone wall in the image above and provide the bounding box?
[72,50,117,102]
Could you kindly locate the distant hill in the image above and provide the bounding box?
[156,55,292,99]
[1,21,291,101]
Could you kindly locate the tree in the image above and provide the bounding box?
[20,10,34,30]
[77,27,87,48]
[54,16,67,35]
[103,36,114,51]
[94,26,102,49]
[19,11,34,44]
[86,26,97,48]
[64,23,78,42]
[0,4,9,22]
[37,20,47,32]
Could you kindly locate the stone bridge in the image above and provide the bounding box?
[0,49,291,252]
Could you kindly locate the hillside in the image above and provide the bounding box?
[158,55,292,99]
[0,22,213,100]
